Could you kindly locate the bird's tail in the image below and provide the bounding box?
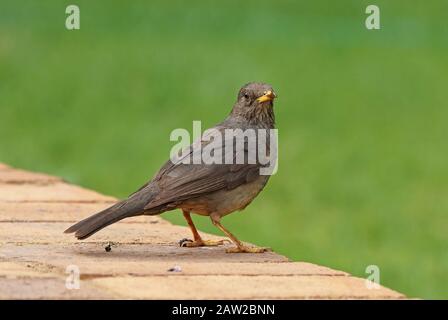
[64,195,146,240]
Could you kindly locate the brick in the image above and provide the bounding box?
[0,221,221,246]
[0,244,329,277]
[0,169,61,185]
[0,237,289,263]
[0,163,10,170]
[0,278,115,299]
[0,183,116,203]
[0,202,164,224]
[0,261,55,278]
[91,275,405,299]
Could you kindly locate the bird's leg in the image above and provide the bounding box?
[210,213,270,253]
[179,210,228,247]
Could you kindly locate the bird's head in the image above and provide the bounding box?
[231,82,277,126]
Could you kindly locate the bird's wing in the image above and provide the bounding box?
[141,125,267,211]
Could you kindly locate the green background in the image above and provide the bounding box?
[1,1,447,298]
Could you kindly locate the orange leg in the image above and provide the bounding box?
[210,213,270,253]
[183,210,202,241]
[179,210,228,247]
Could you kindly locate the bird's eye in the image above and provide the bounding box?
[244,93,250,99]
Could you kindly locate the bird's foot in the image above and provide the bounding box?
[179,238,229,248]
[226,245,271,253]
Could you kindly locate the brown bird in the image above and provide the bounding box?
[65,82,277,253]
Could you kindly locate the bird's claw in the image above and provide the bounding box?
[179,238,229,247]
[179,238,193,247]
[226,246,271,253]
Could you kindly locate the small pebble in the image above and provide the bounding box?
[167,265,182,272]
[104,242,116,252]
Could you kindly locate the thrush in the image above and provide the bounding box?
[65,82,277,253]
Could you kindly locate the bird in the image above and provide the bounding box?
[65,82,278,253]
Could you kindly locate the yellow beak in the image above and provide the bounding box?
[256,90,277,103]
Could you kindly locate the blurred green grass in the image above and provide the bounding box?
[1,0,447,298]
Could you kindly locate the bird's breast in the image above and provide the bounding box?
[180,175,269,217]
